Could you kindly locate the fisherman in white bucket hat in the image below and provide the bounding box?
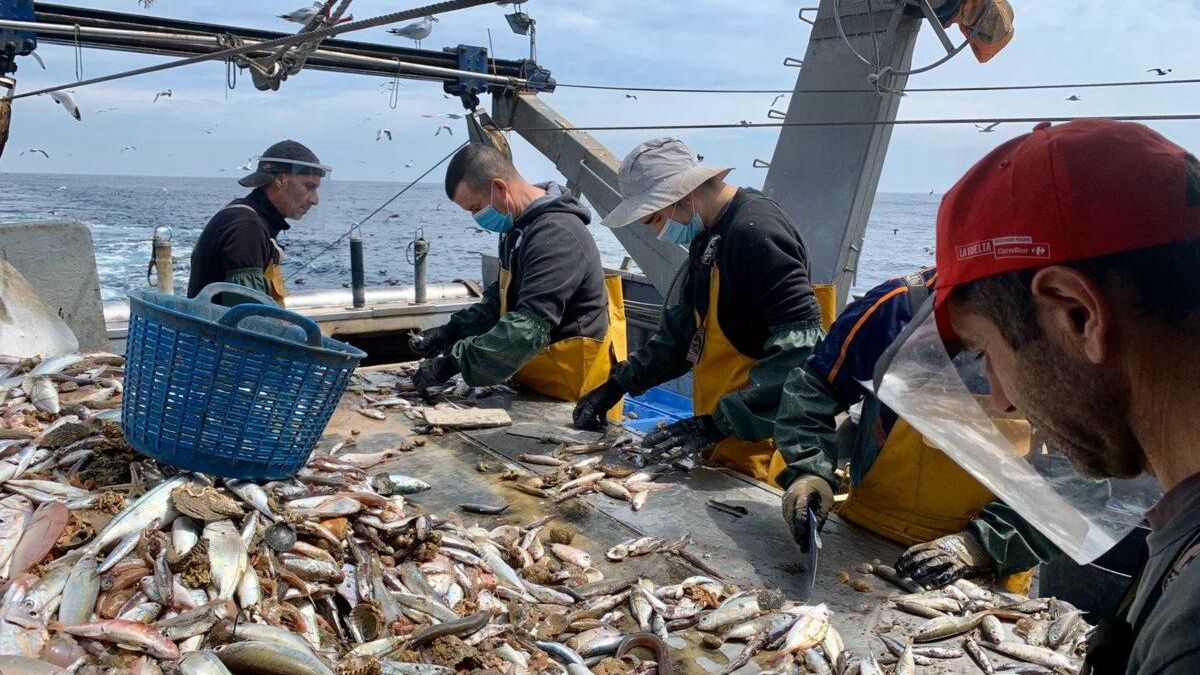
[575,137,828,488]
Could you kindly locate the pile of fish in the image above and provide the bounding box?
[0,351,1095,675]
[857,563,1092,674]
[0,352,836,675]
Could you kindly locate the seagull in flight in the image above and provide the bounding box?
[420,113,464,119]
[624,94,638,101]
[435,125,453,136]
[96,107,117,114]
[405,160,414,168]
[771,93,788,107]
[48,91,81,121]
[20,148,50,158]
[239,159,254,171]
[376,128,392,141]
[1065,94,1081,101]
[1147,67,1173,76]
[974,122,1000,133]
[388,16,438,48]
[738,120,752,127]
[120,145,137,153]
[278,2,321,24]
[154,89,172,103]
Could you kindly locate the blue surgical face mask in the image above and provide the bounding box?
[655,203,703,245]
[473,185,514,234]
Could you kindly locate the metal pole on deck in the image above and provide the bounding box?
[149,225,174,294]
[409,229,429,304]
[349,234,366,309]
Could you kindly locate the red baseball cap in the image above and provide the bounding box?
[934,119,1200,338]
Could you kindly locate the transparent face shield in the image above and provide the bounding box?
[871,295,1161,564]
[256,157,334,180]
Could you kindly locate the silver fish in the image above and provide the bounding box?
[180,651,234,675]
[550,543,593,569]
[30,377,59,414]
[914,612,987,642]
[981,614,1005,644]
[82,474,195,558]
[215,640,335,675]
[97,531,140,574]
[203,521,247,601]
[983,641,1079,672]
[371,473,432,495]
[0,494,34,576]
[697,591,765,632]
[723,612,798,641]
[58,554,99,625]
[219,620,319,656]
[780,604,832,654]
[964,636,996,674]
[225,480,278,521]
[804,647,833,675]
[236,567,262,607]
[1047,610,1083,649]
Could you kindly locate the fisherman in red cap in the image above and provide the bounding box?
[873,119,1200,674]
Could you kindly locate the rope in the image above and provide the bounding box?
[516,113,1200,133]
[13,0,498,100]
[285,141,467,280]
[554,77,1200,96]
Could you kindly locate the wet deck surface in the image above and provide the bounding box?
[322,381,999,673]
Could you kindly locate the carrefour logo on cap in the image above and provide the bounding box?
[956,236,1051,261]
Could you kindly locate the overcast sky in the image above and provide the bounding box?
[3,0,1200,192]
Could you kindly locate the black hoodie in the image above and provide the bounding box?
[496,182,608,341]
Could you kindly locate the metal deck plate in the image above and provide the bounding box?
[323,390,999,672]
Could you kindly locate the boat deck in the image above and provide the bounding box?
[321,370,994,673]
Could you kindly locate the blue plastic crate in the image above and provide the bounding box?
[122,283,366,480]
[623,386,693,434]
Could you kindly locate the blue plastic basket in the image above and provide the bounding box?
[623,386,693,434]
[122,283,366,480]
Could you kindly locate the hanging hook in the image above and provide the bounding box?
[73,24,84,82]
[767,109,787,120]
[752,159,771,169]
[388,58,402,110]
[797,8,818,26]
[783,57,804,68]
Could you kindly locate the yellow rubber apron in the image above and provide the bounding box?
[690,267,784,485]
[499,268,627,423]
[838,412,1035,593]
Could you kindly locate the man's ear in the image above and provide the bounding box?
[1030,266,1113,364]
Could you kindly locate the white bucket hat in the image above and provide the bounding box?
[602,137,732,229]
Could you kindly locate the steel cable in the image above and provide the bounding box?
[13,0,499,100]
[285,141,467,280]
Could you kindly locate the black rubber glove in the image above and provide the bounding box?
[781,475,835,553]
[572,379,627,430]
[409,325,455,359]
[895,531,994,589]
[413,355,460,401]
[641,414,724,462]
